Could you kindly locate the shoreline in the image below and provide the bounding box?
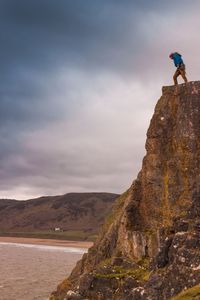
[0,236,93,249]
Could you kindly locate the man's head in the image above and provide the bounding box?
[169,53,174,59]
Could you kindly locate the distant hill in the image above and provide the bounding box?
[0,192,119,241]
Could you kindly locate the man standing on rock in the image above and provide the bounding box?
[169,52,188,85]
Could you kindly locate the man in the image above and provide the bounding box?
[169,52,188,85]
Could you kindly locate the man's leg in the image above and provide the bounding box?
[173,69,180,85]
[180,66,188,83]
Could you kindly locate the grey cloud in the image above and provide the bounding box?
[0,0,199,198]
[0,0,193,76]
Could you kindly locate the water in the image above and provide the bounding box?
[0,242,85,300]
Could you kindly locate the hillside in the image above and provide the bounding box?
[51,81,200,299]
[0,193,119,241]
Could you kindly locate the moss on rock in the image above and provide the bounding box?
[172,284,200,299]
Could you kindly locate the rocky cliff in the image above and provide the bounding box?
[51,81,200,300]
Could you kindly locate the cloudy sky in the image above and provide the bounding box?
[1,0,200,199]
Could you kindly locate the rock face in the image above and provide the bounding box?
[51,82,200,300]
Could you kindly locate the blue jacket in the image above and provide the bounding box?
[172,53,184,67]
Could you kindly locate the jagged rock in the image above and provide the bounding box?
[173,217,189,232]
[154,235,173,268]
[111,256,123,266]
[123,276,139,290]
[50,81,200,300]
[65,290,82,300]
[78,274,94,295]
[129,287,149,300]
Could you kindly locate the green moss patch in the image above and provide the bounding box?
[94,267,149,281]
[94,258,150,282]
[0,230,96,241]
[172,284,200,299]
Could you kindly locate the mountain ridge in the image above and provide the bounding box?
[0,192,119,241]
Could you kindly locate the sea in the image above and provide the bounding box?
[0,242,86,300]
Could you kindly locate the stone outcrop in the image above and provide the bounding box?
[50,81,200,300]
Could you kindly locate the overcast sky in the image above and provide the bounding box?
[1,0,200,200]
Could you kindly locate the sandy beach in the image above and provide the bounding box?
[0,236,93,249]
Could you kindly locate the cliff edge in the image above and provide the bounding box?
[51,81,200,300]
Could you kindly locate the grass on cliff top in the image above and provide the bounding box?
[172,284,200,299]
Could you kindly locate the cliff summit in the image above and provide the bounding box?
[51,81,200,300]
